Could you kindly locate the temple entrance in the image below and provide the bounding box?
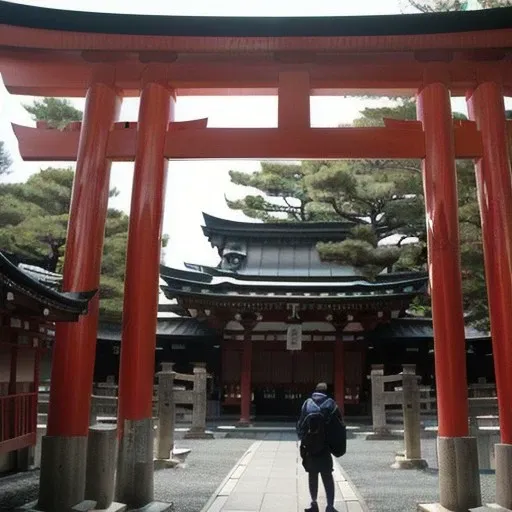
[221,336,366,418]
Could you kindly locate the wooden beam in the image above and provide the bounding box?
[12,121,485,161]
[1,49,511,96]
[278,71,310,129]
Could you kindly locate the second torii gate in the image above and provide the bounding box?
[1,3,512,512]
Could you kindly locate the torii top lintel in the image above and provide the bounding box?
[0,2,511,97]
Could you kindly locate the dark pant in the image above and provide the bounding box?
[308,470,335,507]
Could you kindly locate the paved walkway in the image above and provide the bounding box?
[201,440,367,512]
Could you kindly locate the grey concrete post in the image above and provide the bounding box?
[392,365,428,469]
[402,365,421,460]
[85,425,119,509]
[185,363,214,439]
[156,367,176,460]
[495,443,512,509]
[369,365,389,436]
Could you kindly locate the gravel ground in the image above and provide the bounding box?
[339,435,496,512]
[0,438,252,512]
[0,471,39,511]
[154,438,253,512]
[0,434,498,512]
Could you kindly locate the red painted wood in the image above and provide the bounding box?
[334,341,345,413]
[12,123,485,162]
[1,23,512,56]
[417,81,469,438]
[467,82,512,445]
[47,80,120,438]
[117,76,173,429]
[239,331,253,424]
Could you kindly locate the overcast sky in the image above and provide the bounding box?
[0,0,508,271]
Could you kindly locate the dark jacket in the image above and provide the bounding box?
[296,392,341,441]
[297,392,342,473]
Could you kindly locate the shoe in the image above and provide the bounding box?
[325,507,339,512]
[305,503,319,512]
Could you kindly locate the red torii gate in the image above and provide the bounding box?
[1,2,512,511]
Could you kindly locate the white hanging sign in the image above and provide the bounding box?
[286,324,302,351]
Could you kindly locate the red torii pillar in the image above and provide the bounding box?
[417,77,481,511]
[38,70,121,511]
[467,80,512,510]
[115,67,174,508]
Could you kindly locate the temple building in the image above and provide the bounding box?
[160,213,432,421]
[0,252,94,473]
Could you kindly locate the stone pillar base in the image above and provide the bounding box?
[391,454,428,470]
[419,437,481,512]
[116,419,158,509]
[495,444,512,510]
[37,435,88,512]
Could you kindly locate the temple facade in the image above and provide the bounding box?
[160,213,431,421]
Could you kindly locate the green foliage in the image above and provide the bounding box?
[0,167,132,321]
[23,97,83,130]
[227,163,314,221]
[0,141,12,175]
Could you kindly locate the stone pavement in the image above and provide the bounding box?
[201,440,367,512]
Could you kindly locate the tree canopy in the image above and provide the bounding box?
[0,141,12,176]
[24,97,83,130]
[0,97,167,322]
[0,167,129,321]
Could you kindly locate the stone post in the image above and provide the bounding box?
[85,424,125,511]
[155,364,176,461]
[89,395,97,426]
[367,365,392,439]
[392,365,428,469]
[185,363,214,439]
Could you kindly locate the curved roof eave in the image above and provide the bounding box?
[1,2,512,55]
[0,2,511,38]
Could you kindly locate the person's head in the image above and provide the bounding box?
[315,382,328,393]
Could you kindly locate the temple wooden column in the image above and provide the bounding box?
[239,329,253,425]
[116,67,173,509]
[238,314,257,426]
[467,80,512,510]
[333,335,345,413]
[38,71,120,512]
[417,78,481,511]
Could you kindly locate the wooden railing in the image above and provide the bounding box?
[0,393,37,453]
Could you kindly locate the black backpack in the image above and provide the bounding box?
[302,406,327,456]
[326,406,347,457]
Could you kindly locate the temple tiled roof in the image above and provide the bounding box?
[0,252,96,321]
[160,264,428,302]
[369,317,489,341]
[98,318,217,341]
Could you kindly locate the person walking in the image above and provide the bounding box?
[297,382,346,512]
